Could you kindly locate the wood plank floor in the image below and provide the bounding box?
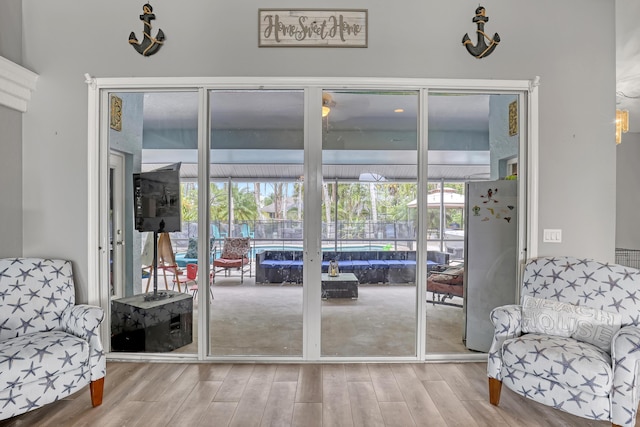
[0,361,631,427]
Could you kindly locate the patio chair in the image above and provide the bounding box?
[183,263,214,299]
[211,223,227,246]
[213,237,252,283]
[241,223,254,238]
[427,264,463,307]
[172,262,196,293]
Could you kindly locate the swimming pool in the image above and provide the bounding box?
[176,244,393,267]
[253,244,391,255]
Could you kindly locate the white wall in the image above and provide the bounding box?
[0,1,21,64]
[20,0,617,299]
[488,95,518,180]
[0,105,23,257]
[0,4,23,257]
[616,132,640,249]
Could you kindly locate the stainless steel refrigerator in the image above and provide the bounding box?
[463,180,518,352]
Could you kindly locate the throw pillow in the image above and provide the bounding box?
[521,295,622,352]
[221,237,249,259]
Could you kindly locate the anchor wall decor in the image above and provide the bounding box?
[462,6,500,59]
[129,3,165,56]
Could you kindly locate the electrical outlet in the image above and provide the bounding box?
[543,229,562,243]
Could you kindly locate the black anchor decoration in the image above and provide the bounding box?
[462,6,500,59]
[129,3,165,56]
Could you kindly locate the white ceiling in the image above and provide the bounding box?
[141,91,493,180]
[143,90,491,132]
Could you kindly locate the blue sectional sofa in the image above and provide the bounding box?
[255,250,449,284]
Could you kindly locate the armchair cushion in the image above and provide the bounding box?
[521,295,622,352]
[0,330,91,393]
[502,333,613,396]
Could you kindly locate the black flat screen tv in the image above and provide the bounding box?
[133,163,182,233]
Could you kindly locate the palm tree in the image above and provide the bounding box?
[322,181,334,238]
[209,183,228,221]
[231,184,257,221]
[253,183,261,218]
[369,183,378,224]
[180,183,198,222]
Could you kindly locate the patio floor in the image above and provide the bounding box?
[155,274,474,357]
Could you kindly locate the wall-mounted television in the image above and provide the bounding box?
[133,163,182,233]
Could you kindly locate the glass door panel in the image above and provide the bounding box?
[209,90,304,357]
[426,92,520,354]
[320,90,419,357]
[109,91,199,355]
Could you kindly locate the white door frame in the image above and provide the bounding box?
[109,151,126,299]
[86,76,539,363]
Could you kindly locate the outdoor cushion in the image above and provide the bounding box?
[185,238,198,259]
[350,260,371,268]
[214,257,248,268]
[289,260,304,270]
[261,260,292,269]
[367,260,390,269]
[383,260,405,267]
[430,266,463,283]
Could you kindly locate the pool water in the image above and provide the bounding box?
[252,244,390,256]
[176,244,394,267]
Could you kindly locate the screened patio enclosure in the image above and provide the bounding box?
[104,81,525,361]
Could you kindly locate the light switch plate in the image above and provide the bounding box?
[543,229,562,243]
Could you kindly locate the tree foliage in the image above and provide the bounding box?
[182,180,464,230]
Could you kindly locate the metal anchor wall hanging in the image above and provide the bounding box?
[129,3,165,56]
[462,6,500,59]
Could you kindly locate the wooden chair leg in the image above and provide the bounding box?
[90,377,105,407]
[488,377,502,406]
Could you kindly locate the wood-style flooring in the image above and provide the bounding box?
[1,361,627,427]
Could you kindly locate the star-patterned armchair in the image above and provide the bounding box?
[0,258,106,420]
[487,256,640,427]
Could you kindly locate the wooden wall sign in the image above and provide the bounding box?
[110,95,122,131]
[508,100,518,136]
[259,9,368,47]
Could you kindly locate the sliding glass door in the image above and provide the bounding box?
[209,90,305,357]
[320,90,419,357]
[425,92,522,355]
[100,79,529,361]
[109,91,199,355]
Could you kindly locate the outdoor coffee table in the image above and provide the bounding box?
[321,273,359,299]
